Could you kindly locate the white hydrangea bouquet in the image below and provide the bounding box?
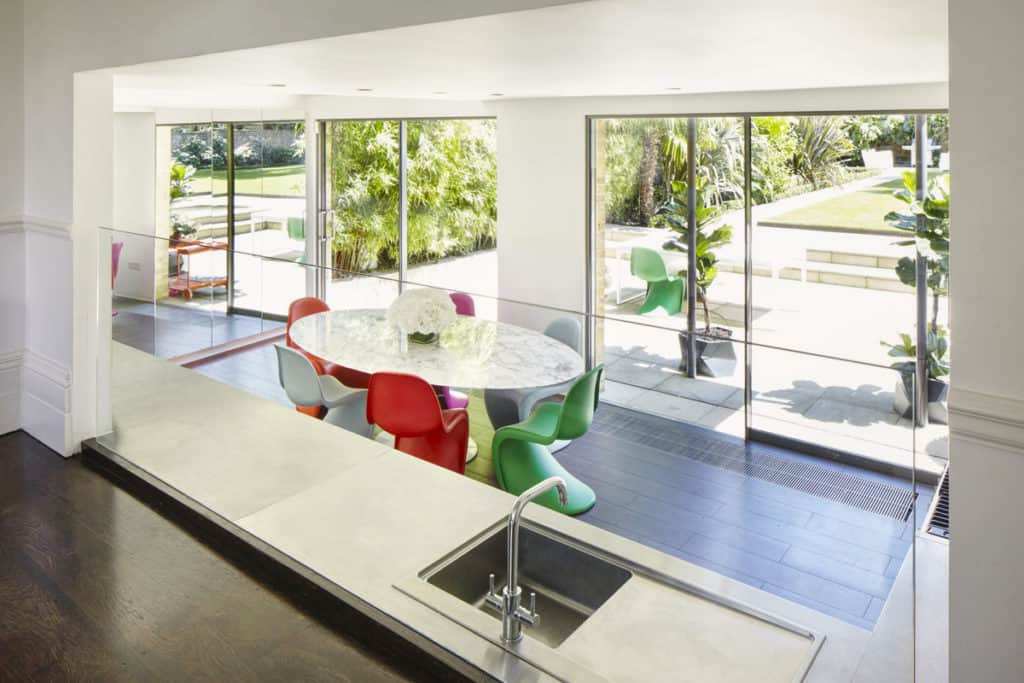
[387,288,457,345]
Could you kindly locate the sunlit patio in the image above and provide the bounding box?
[598,168,949,479]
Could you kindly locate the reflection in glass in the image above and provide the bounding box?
[593,117,746,434]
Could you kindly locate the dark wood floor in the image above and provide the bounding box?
[0,431,414,682]
[567,406,932,630]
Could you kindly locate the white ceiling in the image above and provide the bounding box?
[113,0,948,110]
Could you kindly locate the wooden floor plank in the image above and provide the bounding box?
[0,431,415,682]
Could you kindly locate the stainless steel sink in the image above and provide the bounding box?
[420,524,632,647]
[399,520,826,681]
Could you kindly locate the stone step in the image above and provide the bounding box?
[718,258,912,293]
[780,261,912,293]
[806,248,904,271]
[192,219,285,239]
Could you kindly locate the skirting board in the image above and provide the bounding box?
[0,214,72,239]
[0,348,73,456]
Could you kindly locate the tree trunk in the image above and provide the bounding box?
[638,128,660,225]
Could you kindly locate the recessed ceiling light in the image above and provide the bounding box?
[267,83,287,88]
[356,87,374,92]
[433,91,448,95]
[666,87,682,91]
[490,92,504,97]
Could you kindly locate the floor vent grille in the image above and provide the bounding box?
[592,406,918,522]
[927,469,950,539]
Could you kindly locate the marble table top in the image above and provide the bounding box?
[289,309,584,390]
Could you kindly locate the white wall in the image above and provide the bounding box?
[0,0,25,435]
[112,113,156,301]
[948,0,1024,680]
[490,83,949,332]
[8,0,580,453]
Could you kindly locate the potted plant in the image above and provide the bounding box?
[169,162,195,200]
[169,215,198,247]
[660,177,736,377]
[882,326,950,423]
[882,172,950,420]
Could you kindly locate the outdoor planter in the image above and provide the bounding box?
[893,375,949,424]
[678,327,737,378]
[861,148,894,169]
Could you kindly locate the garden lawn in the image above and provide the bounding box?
[765,178,909,233]
[189,164,305,197]
[766,172,948,234]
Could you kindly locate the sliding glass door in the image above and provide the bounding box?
[588,112,950,477]
[228,120,307,318]
[747,113,949,477]
[157,119,307,319]
[592,116,747,435]
[320,117,497,313]
[322,119,402,309]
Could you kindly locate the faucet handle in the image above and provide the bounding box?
[483,573,502,612]
[516,591,540,625]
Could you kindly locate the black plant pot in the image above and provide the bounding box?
[900,374,949,404]
[678,327,737,378]
[895,375,949,424]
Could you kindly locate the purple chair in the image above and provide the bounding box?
[111,242,125,316]
[439,292,475,409]
[450,291,476,317]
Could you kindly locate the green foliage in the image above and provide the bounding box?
[328,119,497,273]
[792,117,854,189]
[329,120,401,272]
[406,119,498,263]
[881,326,950,381]
[172,123,307,171]
[169,163,195,200]
[600,114,950,224]
[886,172,950,328]
[751,116,796,204]
[172,125,229,170]
[659,177,734,330]
[601,119,657,226]
[842,115,913,156]
[662,118,744,208]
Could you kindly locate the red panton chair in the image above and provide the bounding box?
[287,297,371,418]
[367,372,470,475]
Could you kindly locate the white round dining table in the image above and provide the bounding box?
[288,309,584,391]
[289,309,585,462]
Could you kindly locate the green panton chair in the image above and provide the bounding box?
[630,246,684,315]
[491,365,604,515]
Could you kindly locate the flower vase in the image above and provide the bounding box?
[408,331,440,345]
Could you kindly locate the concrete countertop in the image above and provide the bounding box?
[105,343,873,681]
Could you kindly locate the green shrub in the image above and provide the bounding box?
[792,117,855,190]
[751,116,796,204]
[328,119,497,273]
